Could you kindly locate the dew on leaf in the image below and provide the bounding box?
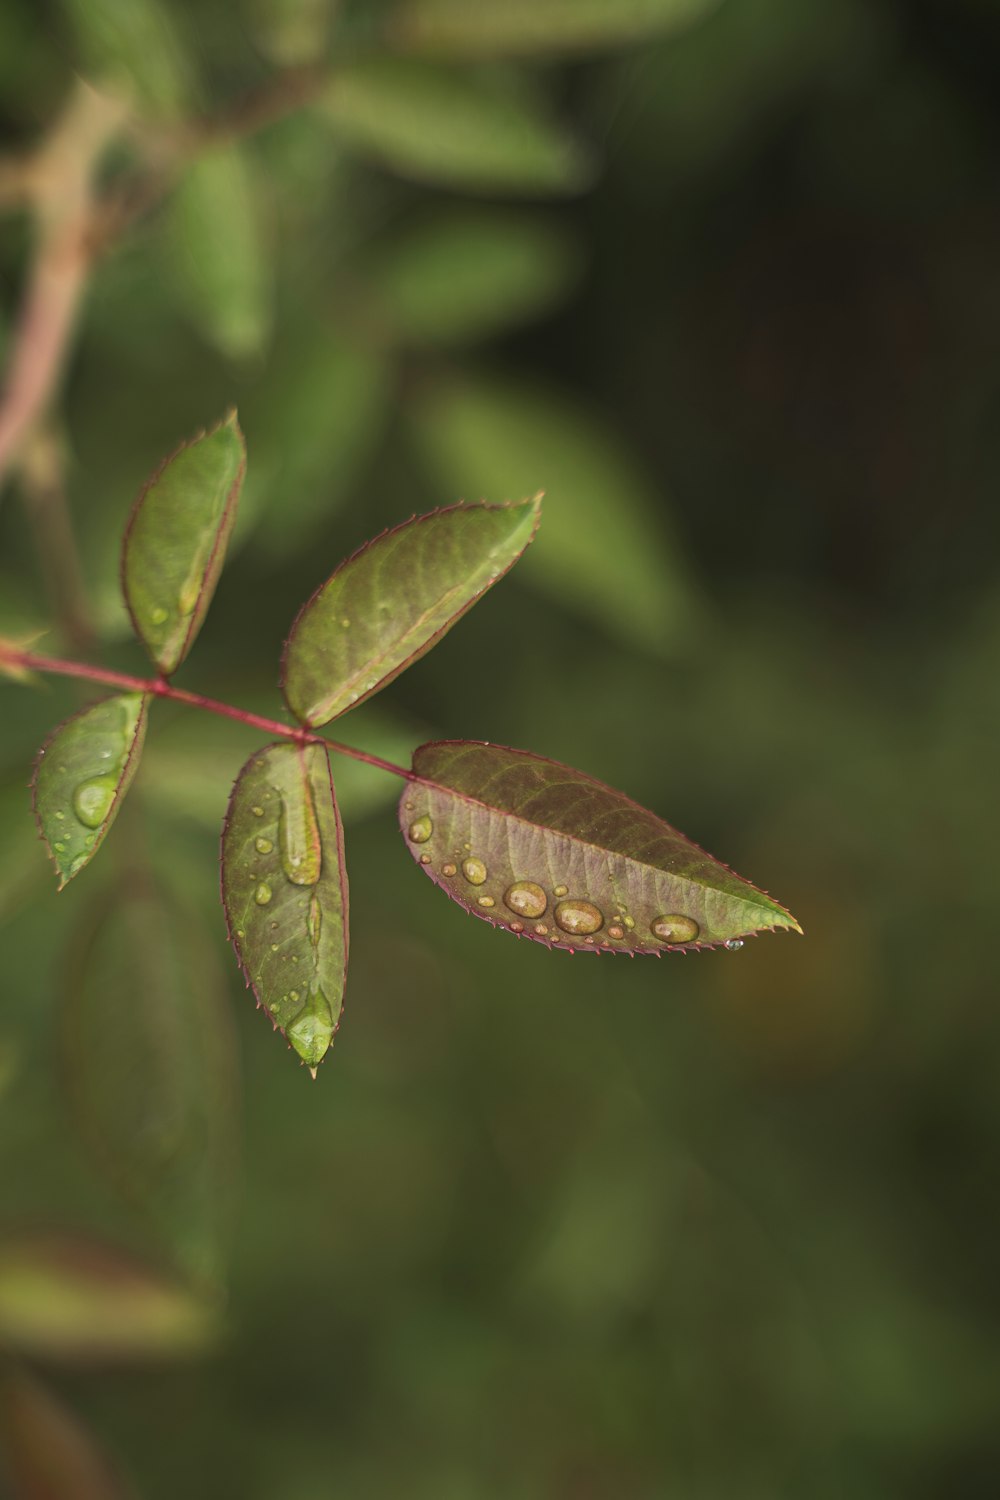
[553,884,568,898]
[462,856,487,885]
[623,915,635,930]
[420,853,432,864]
[255,836,274,854]
[478,895,495,908]
[725,938,744,951]
[307,894,322,948]
[408,815,433,844]
[535,923,549,935]
[554,899,604,936]
[442,862,457,877]
[651,914,699,943]
[279,782,321,887]
[54,811,64,821]
[252,805,265,818]
[72,775,118,829]
[150,606,169,625]
[509,921,524,933]
[287,987,334,1066]
[503,881,547,919]
[255,882,273,906]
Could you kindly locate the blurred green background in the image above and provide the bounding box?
[1,0,999,1494]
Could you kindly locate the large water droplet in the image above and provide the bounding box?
[72,775,117,829]
[287,987,335,1066]
[150,606,169,626]
[255,836,274,854]
[279,780,321,887]
[503,881,547,919]
[462,857,487,886]
[651,914,699,943]
[554,900,604,936]
[408,815,433,844]
[724,938,744,951]
[255,882,273,905]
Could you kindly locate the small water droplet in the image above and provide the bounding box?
[408,815,433,844]
[607,925,625,940]
[553,884,568,898]
[405,800,414,812]
[53,841,65,852]
[534,923,549,936]
[236,928,245,939]
[509,921,524,933]
[503,881,547,919]
[340,617,350,628]
[651,914,700,943]
[291,955,299,963]
[462,857,487,885]
[463,841,471,851]
[255,882,273,905]
[724,938,744,951]
[252,805,265,818]
[442,863,457,877]
[289,989,300,1004]
[554,900,604,936]
[623,915,635,930]
[477,895,495,908]
[420,853,432,864]
[54,811,64,821]
[270,943,279,952]
[255,836,274,854]
[150,606,169,626]
[72,775,117,829]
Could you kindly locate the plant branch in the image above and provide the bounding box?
[0,645,414,781]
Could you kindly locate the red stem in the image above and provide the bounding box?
[2,646,414,781]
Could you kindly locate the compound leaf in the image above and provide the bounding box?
[33,693,149,890]
[221,742,348,1072]
[400,740,801,952]
[321,58,592,196]
[282,498,540,728]
[122,411,246,676]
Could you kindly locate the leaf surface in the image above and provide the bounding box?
[62,884,239,1285]
[33,693,149,889]
[321,58,591,196]
[282,498,540,727]
[0,1234,217,1363]
[221,742,348,1070]
[400,741,800,952]
[387,0,719,57]
[121,411,246,676]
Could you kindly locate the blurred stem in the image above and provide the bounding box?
[0,646,414,781]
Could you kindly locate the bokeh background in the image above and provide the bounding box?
[1,0,999,1495]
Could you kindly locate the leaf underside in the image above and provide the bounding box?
[400,741,801,953]
[221,742,348,1070]
[121,410,246,676]
[33,693,150,889]
[282,498,540,727]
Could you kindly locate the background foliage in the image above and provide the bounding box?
[1,0,999,1494]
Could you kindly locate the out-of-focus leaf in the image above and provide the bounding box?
[60,0,196,117]
[121,411,246,676]
[0,1368,136,1500]
[167,144,271,361]
[408,373,701,653]
[62,884,239,1285]
[222,742,348,1071]
[401,740,801,951]
[0,1235,219,1362]
[33,694,149,890]
[250,0,333,65]
[387,0,719,58]
[242,333,390,557]
[0,778,49,925]
[282,499,541,727]
[366,207,582,347]
[321,58,592,196]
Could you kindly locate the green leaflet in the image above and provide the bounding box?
[387,0,720,57]
[0,1234,218,1362]
[321,57,592,196]
[62,886,239,1286]
[61,0,196,118]
[33,693,149,890]
[221,742,348,1071]
[281,499,541,728]
[401,741,801,951]
[121,411,246,676]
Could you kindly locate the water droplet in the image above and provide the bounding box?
[651,914,700,943]
[289,989,300,1004]
[235,928,245,939]
[270,943,279,952]
[279,781,321,887]
[287,987,335,1065]
[150,606,169,626]
[623,915,635,930]
[307,894,322,948]
[405,800,414,812]
[534,923,549,936]
[340,617,350,628]
[72,775,117,829]
[255,882,273,905]
[255,836,274,854]
[503,881,547,919]
[554,900,604,936]
[442,863,457,877]
[178,572,201,615]
[462,857,487,885]
[53,841,65,852]
[509,921,524,933]
[420,853,432,865]
[607,924,625,940]
[291,955,299,963]
[553,884,568,898]
[463,841,471,851]
[408,815,433,844]
[477,895,495,908]
[252,805,265,818]
[54,811,64,821]
[724,938,744,951]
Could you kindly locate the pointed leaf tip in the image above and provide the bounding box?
[221,742,349,1069]
[122,412,246,676]
[33,694,150,889]
[281,497,540,727]
[400,741,800,953]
